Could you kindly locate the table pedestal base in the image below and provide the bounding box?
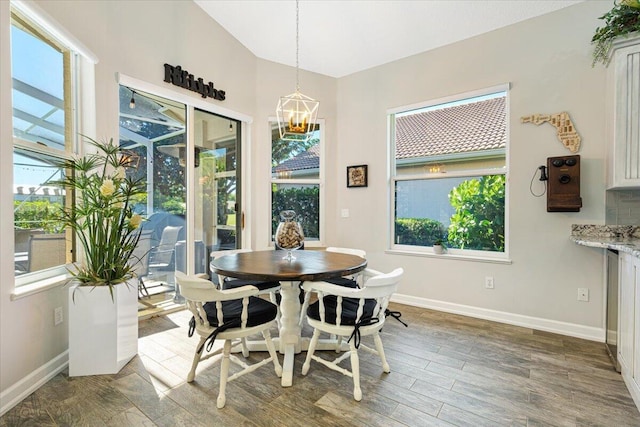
[238,280,348,387]
[237,338,349,386]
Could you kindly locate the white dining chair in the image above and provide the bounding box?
[175,271,282,408]
[210,249,282,332]
[300,267,404,401]
[299,247,366,329]
[325,247,366,288]
[129,230,153,298]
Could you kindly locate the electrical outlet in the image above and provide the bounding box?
[341,209,350,218]
[485,277,494,289]
[577,288,589,302]
[54,307,63,325]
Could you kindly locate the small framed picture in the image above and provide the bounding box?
[347,164,368,188]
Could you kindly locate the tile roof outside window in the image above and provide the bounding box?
[273,143,320,173]
[395,96,506,160]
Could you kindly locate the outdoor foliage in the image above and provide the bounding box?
[447,174,505,251]
[14,200,63,233]
[592,0,640,66]
[272,186,320,239]
[395,218,446,246]
[155,196,186,216]
[51,137,146,294]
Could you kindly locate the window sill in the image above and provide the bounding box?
[385,249,512,265]
[11,274,70,301]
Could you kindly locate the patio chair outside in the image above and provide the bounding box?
[27,233,66,272]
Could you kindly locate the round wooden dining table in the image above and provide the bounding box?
[211,249,367,387]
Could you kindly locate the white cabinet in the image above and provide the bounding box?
[618,252,640,407]
[619,253,636,371]
[607,34,640,189]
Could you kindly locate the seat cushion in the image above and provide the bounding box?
[307,296,377,325]
[324,277,359,288]
[223,278,280,291]
[195,297,278,352]
[203,296,277,328]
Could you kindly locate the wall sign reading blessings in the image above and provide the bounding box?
[163,63,226,101]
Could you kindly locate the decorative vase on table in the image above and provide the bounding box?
[51,136,146,376]
[275,210,304,261]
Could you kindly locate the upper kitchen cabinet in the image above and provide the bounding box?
[607,33,640,189]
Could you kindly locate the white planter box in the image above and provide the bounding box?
[68,282,138,376]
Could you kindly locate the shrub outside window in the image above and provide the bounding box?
[390,86,509,257]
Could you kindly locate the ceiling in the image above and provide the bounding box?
[195,0,584,78]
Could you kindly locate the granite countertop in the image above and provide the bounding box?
[571,224,640,257]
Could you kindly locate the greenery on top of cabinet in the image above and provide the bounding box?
[592,0,640,66]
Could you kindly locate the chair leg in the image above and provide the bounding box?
[241,338,250,357]
[298,291,311,327]
[217,340,232,409]
[349,341,362,401]
[373,332,390,373]
[138,278,150,298]
[187,336,207,382]
[262,328,283,377]
[301,329,321,375]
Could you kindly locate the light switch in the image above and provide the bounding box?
[341,209,350,218]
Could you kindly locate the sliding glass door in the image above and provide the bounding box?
[118,86,242,308]
[194,109,241,257]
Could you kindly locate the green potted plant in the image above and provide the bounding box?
[592,0,640,66]
[433,238,446,254]
[54,136,145,294]
[52,136,146,376]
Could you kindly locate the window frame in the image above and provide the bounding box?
[10,2,96,294]
[269,117,325,248]
[388,84,510,262]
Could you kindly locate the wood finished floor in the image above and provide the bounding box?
[2,303,639,426]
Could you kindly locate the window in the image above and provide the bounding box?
[271,120,324,246]
[390,86,508,257]
[11,10,77,285]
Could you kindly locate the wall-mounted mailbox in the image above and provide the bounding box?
[547,154,582,212]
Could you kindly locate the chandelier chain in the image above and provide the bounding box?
[296,0,300,92]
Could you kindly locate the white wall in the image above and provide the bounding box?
[0,0,614,414]
[333,0,610,337]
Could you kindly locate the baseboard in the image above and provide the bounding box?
[0,351,68,417]
[391,293,604,342]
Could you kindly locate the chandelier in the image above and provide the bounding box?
[276,0,319,142]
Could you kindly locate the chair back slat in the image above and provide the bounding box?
[215,300,225,327]
[336,296,344,326]
[241,297,250,328]
[318,291,326,322]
